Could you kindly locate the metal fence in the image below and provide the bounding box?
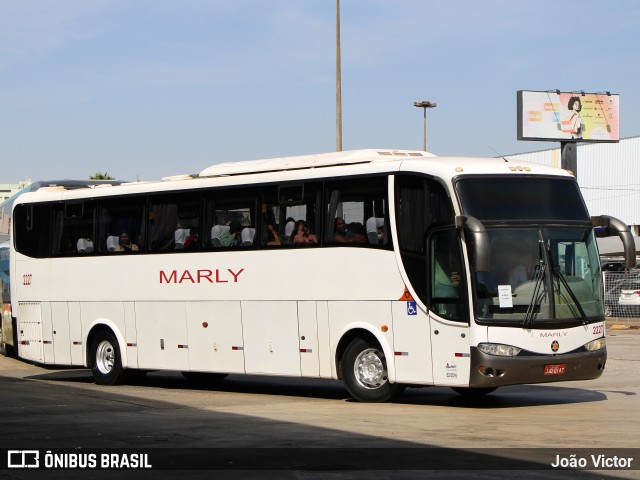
[603,271,640,318]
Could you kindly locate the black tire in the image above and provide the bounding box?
[451,386,498,396]
[181,372,228,384]
[341,337,405,402]
[89,330,123,385]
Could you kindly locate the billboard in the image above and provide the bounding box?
[517,90,619,142]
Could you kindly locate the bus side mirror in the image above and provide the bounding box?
[455,215,490,272]
[591,215,636,270]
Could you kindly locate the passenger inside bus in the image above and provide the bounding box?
[508,247,537,290]
[265,224,281,245]
[478,238,535,293]
[332,217,367,243]
[182,228,199,250]
[114,232,139,252]
[291,220,318,244]
[218,220,242,247]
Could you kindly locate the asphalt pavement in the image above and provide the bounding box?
[607,316,640,330]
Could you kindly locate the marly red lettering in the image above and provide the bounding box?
[228,268,244,282]
[160,268,244,284]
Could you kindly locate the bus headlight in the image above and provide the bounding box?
[584,338,606,351]
[477,343,521,357]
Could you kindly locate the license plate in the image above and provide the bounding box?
[544,364,566,375]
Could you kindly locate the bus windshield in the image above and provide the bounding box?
[473,227,603,326]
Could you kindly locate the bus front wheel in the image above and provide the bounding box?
[90,330,123,385]
[341,338,405,402]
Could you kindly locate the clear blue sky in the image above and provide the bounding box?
[1,0,639,183]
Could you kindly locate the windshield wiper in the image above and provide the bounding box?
[523,240,546,328]
[547,249,589,325]
[524,262,546,328]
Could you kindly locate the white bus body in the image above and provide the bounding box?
[5,150,632,402]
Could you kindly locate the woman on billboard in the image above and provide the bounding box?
[561,96,584,139]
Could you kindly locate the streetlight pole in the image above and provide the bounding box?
[413,100,437,151]
[336,0,342,152]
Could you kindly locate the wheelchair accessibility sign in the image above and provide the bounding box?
[407,301,417,315]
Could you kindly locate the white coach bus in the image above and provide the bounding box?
[2,150,635,402]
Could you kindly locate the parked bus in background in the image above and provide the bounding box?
[1,180,122,356]
[3,151,635,401]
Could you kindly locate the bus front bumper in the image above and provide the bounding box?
[468,347,607,388]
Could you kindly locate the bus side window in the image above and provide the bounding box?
[14,204,51,258]
[429,229,465,322]
[260,183,321,248]
[148,192,200,253]
[51,201,96,256]
[325,177,388,246]
[204,188,257,250]
[97,198,146,254]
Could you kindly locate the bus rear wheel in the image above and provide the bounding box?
[90,330,123,385]
[342,338,405,402]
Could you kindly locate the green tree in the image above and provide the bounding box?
[90,172,115,180]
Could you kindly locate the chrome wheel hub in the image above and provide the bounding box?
[95,340,115,374]
[354,348,388,389]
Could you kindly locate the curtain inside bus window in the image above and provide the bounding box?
[148,193,200,252]
[260,188,281,245]
[149,203,178,251]
[325,189,340,242]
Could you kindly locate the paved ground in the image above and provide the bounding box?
[0,324,638,480]
[607,316,640,330]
